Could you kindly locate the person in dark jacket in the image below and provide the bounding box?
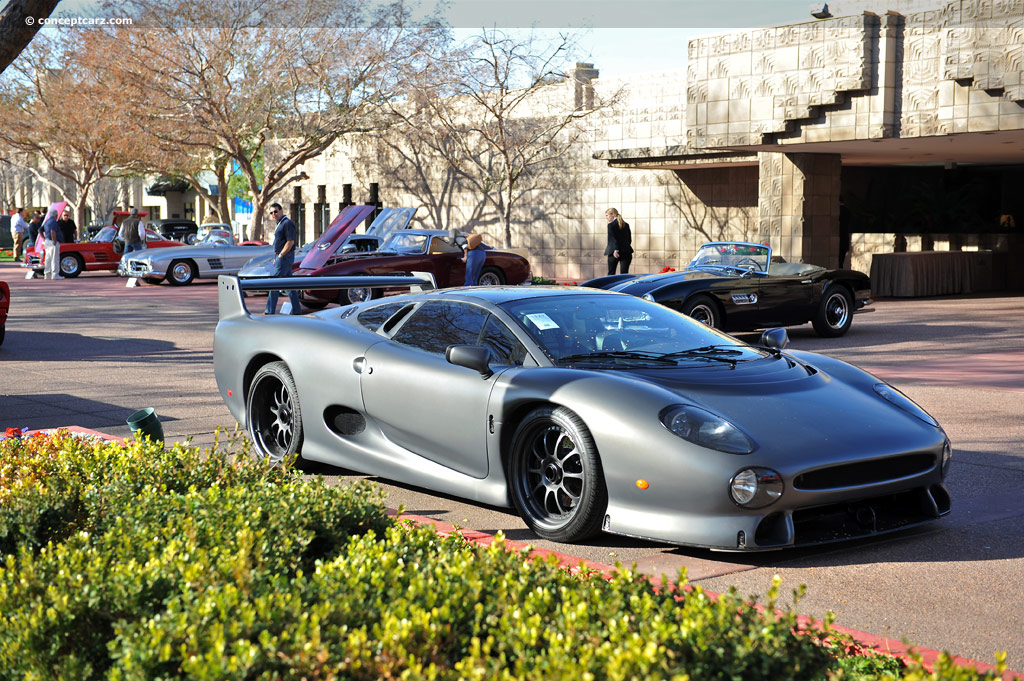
[27,212,43,244]
[57,207,77,243]
[603,207,633,275]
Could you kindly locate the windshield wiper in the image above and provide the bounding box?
[659,345,746,368]
[557,351,678,366]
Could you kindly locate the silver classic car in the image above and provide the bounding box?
[119,228,273,285]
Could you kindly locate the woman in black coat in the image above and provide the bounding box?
[603,207,633,275]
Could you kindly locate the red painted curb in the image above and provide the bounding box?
[393,510,1019,680]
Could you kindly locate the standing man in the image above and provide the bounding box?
[265,202,302,315]
[10,207,28,261]
[41,208,63,280]
[27,211,43,245]
[57,206,77,244]
[118,207,145,253]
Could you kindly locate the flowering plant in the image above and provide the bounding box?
[660,266,676,273]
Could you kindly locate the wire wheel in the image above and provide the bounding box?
[246,361,303,464]
[509,406,606,542]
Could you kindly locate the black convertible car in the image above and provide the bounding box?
[584,241,872,337]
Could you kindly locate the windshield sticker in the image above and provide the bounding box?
[525,313,559,330]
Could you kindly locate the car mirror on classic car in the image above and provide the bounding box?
[445,344,493,379]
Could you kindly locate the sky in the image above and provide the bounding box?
[48,0,823,79]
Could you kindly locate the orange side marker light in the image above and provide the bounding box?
[636,480,649,490]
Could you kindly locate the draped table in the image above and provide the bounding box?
[869,251,994,297]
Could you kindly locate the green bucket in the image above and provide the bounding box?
[126,407,164,443]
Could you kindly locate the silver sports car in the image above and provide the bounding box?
[214,276,952,551]
[119,228,273,285]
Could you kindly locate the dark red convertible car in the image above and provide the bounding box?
[296,229,532,306]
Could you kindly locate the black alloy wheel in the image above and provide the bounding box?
[246,361,303,464]
[508,406,607,542]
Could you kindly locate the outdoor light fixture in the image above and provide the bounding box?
[810,3,832,18]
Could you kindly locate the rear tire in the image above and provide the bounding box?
[478,266,505,286]
[246,361,303,464]
[812,285,853,337]
[508,406,607,542]
[681,294,721,329]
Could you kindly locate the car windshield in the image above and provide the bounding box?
[380,232,429,254]
[499,293,768,367]
[92,226,117,243]
[688,243,770,273]
[195,229,233,245]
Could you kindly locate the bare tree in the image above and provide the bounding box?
[0,0,59,73]
[388,29,621,247]
[99,0,448,239]
[0,30,142,226]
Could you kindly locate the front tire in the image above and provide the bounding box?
[60,253,84,277]
[478,266,505,286]
[682,294,721,329]
[508,406,607,542]
[337,276,380,305]
[185,233,198,245]
[812,285,853,337]
[246,361,303,464]
[167,259,196,286]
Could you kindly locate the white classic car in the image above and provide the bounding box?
[118,228,273,285]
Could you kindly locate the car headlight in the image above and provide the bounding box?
[660,404,754,454]
[730,467,784,508]
[941,438,952,476]
[873,383,939,427]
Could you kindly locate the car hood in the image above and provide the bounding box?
[610,269,727,296]
[619,356,942,465]
[299,205,377,270]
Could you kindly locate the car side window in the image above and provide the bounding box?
[392,301,489,355]
[356,302,408,332]
[481,315,528,366]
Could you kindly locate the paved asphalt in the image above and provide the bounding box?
[1,262,1022,672]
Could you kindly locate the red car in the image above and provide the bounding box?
[24,223,185,277]
[0,279,9,346]
[297,228,532,306]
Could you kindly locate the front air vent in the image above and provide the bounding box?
[794,453,936,490]
[324,405,365,436]
[207,258,223,270]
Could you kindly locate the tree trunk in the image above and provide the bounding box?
[0,0,60,72]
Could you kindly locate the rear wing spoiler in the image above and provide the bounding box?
[218,272,437,320]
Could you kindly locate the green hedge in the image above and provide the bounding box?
[0,431,1007,680]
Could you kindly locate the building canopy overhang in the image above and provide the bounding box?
[146,177,191,196]
[597,129,1024,170]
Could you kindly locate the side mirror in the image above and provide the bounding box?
[759,327,789,350]
[445,344,493,378]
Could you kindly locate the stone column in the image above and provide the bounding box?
[757,152,842,267]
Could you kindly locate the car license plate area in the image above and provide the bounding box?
[789,487,943,545]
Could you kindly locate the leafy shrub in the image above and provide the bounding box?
[0,432,1007,681]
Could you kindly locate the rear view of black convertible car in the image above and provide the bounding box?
[584,241,872,337]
